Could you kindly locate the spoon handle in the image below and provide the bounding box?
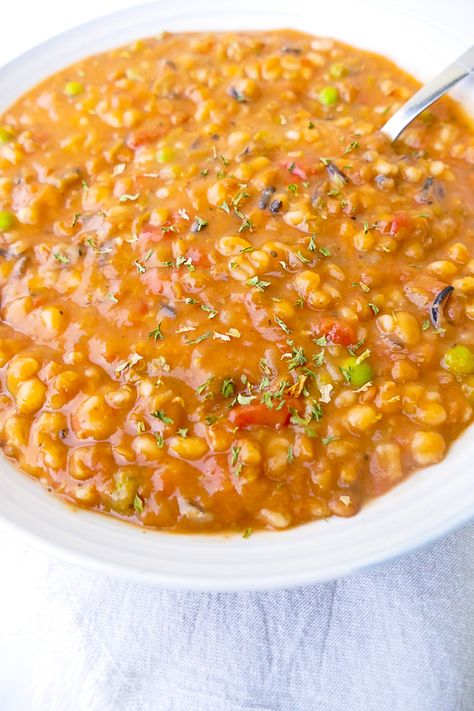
[381,44,474,142]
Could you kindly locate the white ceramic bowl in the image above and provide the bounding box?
[0,0,473,591]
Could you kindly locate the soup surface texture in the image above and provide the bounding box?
[0,30,473,533]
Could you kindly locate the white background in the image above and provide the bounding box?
[0,1,472,709]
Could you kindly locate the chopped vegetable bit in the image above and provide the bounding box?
[0,210,14,231]
[340,356,372,388]
[64,81,84,97]
[319,86,339,106]
[444,345,474,375]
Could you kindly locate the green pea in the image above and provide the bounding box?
[444,345,474,375]
[329,62,349,79]
[156,145,174,163]
[0,210,14,231]
[318,86,339,106]
[0,127,14,144]
[64,81,84,97]
[341,356,372,388]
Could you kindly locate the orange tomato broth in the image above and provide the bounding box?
[0,30,473,534]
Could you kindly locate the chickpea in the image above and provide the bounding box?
[345,404,379,433]
[39,305,66,334]
[328,493,360,517]
[69,443,115,480]
[377,311,420,346]
[205,426,232,452]
[6,356,40,395]
[259,508,292,529]
[411,431,446,466]
[106,385,136,409]
[247,249,270,273]
[216,235,252,256]
[293,270,320,298]
[41,440,67,470]
[133,433,166,461]
[308,288,332,310]
[293,433,314,461]
[375,381,401,413]
[391,359,419,383]
[370,442,403,483]
[414,402,447,427]
[108,467,138,513]
[71,395,116,439]
[228,255,256,281]
[3,415,30,449]
[273,299,295,320]
[15,377,46,415]
[237,437,262,465]
[169,435,208,460]
[264,435,291,477]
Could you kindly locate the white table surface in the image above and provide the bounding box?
[0,1,473,709]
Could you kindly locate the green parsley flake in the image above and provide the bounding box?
[133,495,144,513]
[185,331,213,345]
[296,250,311,264]
[151,410,174,424]
[221,378,235,398]
[53,253,70,265]
[322,435,339,446]
[243,528,253,539]
[148,323,164,340]
[119,193,139,202]
[133,259,146,274]
[274,315,291,335]
[196,376,214,395]
[308,234,317,251]
[201,304,218,319]
[287,346,307,370]
[287,444,294,464]
[247,276,271,291]
[342,140,359,156]
[231,446,241,466]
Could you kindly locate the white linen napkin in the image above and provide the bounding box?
[0,523,473,711]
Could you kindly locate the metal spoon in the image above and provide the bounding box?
[381,45,474,142]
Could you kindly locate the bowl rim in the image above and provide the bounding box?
[0,0,473,591]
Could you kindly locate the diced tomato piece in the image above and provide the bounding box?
[229,400,297,429]
[283,160,308,180]
[312,317,356,346]
[127,123,168,149]
[384,212,412,236]
[139,224,164,242]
